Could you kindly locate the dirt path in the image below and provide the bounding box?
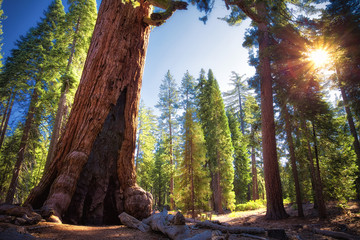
[1,202,359,239]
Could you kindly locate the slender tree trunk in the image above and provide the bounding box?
[237,85,245,135]
[25,0,152,222]
[6,88,38,204]
[311,122,326,219]
[282,102,304,217]
[256,2,288,220]
[251,145,259,200]
[135,118,142,171]
[0,95,11,136]
[337,69,360,199]
[190,137,195,219]
[0,92,15,150]
[301,119,326,219]
[169,117,175,210]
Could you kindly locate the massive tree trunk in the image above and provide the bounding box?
[25,0,153,224]
[6,88,38,204]
[256,2,288,220]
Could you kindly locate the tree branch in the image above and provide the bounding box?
[224,0,264,24]
[144,0,188,26]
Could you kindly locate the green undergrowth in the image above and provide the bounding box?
[235,199,266,212]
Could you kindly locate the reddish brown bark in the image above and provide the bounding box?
[257,2,288,220]
[226,0,288,220]
[25,0,152,223]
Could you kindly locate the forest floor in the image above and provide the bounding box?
[0,201,359,240]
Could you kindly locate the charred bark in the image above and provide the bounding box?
[25,0,153,223]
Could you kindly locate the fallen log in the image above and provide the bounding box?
[142,209,191,240]
[313,228,360,240]
[118,212,150,232]
[0,204,42,225]
[195,220,266,235]
[184,230,222,240]
[239,233,268,240]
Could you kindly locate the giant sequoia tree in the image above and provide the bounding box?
[25,0,187,224]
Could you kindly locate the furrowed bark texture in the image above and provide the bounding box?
[25,0,152,223]
[257,2,288,220]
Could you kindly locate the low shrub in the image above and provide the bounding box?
[235,199,266,211]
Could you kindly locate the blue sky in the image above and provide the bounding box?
[2,0,255,112]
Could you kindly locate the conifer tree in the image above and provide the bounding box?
[45,0,97,169]
[5,0,66,204]
[321,0,360,198]
[227,110,250,204]
[223,72,248,134]
[136,101,157,192]
[243,95,261,200]
[198,69,235,213]
[152,135,171,208]
[177,71,210,218]
[156,70,179,210]
[0,0,3,69]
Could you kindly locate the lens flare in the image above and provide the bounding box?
[308,49,330,68]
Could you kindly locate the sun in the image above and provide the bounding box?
[308,49,330,68]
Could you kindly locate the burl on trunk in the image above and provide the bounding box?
[25,0,152,224]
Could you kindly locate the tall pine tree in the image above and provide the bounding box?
[156,70,179,210]
[45,0,97,169]
[227,110,250,204]
[5,0,66,204]
[177,71,210,218]
[198,69,235,213]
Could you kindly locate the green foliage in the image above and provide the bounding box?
[235,199,265,212]
[156,70,180,208]
[176,108,211,212]
[136,102,158,192]
[227,110,250,204]
[0,0,98,203]
[320,109,358,201]
[176,72,211,214]
[152,135,171,207]
[198,69,236,211]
